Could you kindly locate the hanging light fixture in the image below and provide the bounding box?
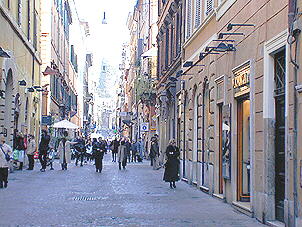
[102,12,107,24]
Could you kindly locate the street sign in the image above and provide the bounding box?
[119,112,128,117]
[140,122,149,132]
[42,116,52,125]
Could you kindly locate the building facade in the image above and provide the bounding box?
[40,0,79,127]
[168,0,301,226]
[119,0,158,147]
[0,0,42,146]
[157,0,183,158]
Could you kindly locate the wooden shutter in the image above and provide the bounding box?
[186,0,192,38]
[205,0,214,16]
[17,0,22,26]
[195,0,201,28]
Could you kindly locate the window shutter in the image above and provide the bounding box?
[18,0,22,26]
[195,0,201,28]
[186,0,192,38]
[205,0,214,16]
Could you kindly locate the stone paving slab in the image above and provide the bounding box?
[0,155,265,227]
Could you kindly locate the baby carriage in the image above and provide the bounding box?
[46,148,56,170]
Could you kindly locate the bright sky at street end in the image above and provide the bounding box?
[74,0,136,82]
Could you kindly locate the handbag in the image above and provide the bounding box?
[0,145,10,162]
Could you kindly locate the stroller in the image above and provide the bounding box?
[46,148,56,170]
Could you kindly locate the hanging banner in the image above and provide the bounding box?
[222,104,231,180]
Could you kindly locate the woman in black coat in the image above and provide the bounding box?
[163,139,180,189]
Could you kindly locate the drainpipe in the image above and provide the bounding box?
[288,0,299,225]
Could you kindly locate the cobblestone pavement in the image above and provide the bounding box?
[0,154,265,227]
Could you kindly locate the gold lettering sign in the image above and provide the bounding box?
[232,67,250,89]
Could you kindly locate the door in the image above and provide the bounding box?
[218,104,224,194]
[274,49,285,222]
[237,97,251,202]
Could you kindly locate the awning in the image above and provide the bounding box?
[141,47,157,58]
[122,120,133,127]
[53,119,79,129]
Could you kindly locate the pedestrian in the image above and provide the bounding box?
[58,131,76,170]
[117,139,127,170]
[150,136,159,169]
[48,135,57,170]
[131,140,137,162]
[110,138,119,162]
[14,132,26,170]
[125,138,131,163]
[163,139,180,189]
[39,130,50,172]
[92,138,104,172]
[74,136,85,167]
[26,135,36,170]
[0,136,12,188]
[136,138,144,162]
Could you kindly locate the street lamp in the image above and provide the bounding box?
[102,12,107,24]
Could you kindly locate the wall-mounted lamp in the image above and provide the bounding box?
[212,39,235,42]
[227,23,255,31]
[18,80,27,86]
[169,76,178,82]
[102,12,107,24]
[0,90,5,99]
[0,48,10,58]
[205,43,236,52]
[183,61,206,68]
[176,70,183,77]
[218,32,244,39]
[42,66,57,76]
[27,87,35,92]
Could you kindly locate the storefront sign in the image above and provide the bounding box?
[232,67,250,89]
[222,104,231,180]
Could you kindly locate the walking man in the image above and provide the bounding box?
[110,138,119,162]
[39,130,50,172]
[150,136,159,169]
[0,136,12,188]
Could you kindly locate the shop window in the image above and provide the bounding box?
[237,97,250,202]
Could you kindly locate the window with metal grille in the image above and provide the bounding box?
[274,49,286,96]
[186,0,192,38]
[205,0,214,16]
[195,0,201,28]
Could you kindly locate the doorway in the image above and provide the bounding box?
[218,104,224,194]
[237,97,251,202]
[4,69,14,145]
[274,49,285,222]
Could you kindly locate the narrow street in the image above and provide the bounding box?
[0,155,264,227]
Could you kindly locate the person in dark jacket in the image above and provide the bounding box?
[131,140,137,162]
[93,138,105,173]
[74,136,85,167]
[15,133,26,170]
[150,136,159,169]
[163,139,180,189]
[110,138,119,162]
[39,130,50,172]
[124,138,131,163]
